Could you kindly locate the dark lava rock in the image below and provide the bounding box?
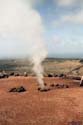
[73,76,81,80]
[65,85,69,88]
[48,73,54,77]
[38,87,50,92]
[0,73,9,79]
[0,74,5,79]
[10,72,14,76]
[14,73,20,76]
[55,84,69,89]
[67,76,81,80]
[56,84,59,87]
[60,84,64,88]
[44,83,47,86]
[59,74,65,78]
[9,86,26,93]
[9,87,17,92]
[54,74,58,77]
[16,86,26,92]
[50,83,55,87]
[80,80,83,86]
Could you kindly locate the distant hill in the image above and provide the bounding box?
[0,58,83,76]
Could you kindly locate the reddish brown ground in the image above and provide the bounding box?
[0,76,83,125]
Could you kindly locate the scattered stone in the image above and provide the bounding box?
[44,83,47,86]
[72,76,81,80]
[14,73,20,76]
[56,84,59,87]
[80,81,83,86]
[9,86,26,93]
[65,85,69,88]
[80,76,83,86]
[38,87,50,92]
[54,74,58,77]
[56,85,61,88]
[9,87,17,92]
[16,86,26,92]
[48,73,54,77]
[59,74,65,78]
[0,73,9,79]
[50,83,55,87]
[10,72,14,76]
[38,87,41,91]
[0,74,4,79]
[67,75,81,80]
[55,84,69,89]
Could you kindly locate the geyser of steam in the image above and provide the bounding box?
[0,0,47,88]
[31,49,47,89]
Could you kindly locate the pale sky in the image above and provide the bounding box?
[0,0,83,58]
[34,0,83,58]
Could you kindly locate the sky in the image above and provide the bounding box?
[0,0,83,58]
[33,0,83,58]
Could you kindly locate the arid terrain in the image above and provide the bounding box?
[0,76,82,125]
[0,59,83,125]
[0,58,83,76]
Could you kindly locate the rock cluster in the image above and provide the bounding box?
[50,83,69,89]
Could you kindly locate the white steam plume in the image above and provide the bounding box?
[0,0,47,88]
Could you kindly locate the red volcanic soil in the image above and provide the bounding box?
[0,76,83,125]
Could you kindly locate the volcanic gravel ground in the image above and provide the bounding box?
[0,76,82,125]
